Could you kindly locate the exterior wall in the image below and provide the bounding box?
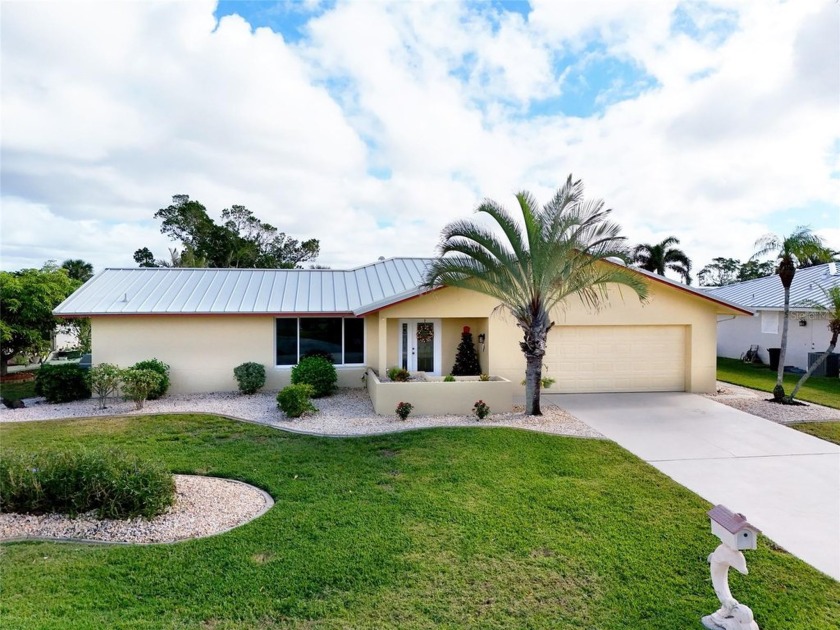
[717,310,833,370]
[92,315,365,394]
[376,282,726,394]
[367,369,512,415]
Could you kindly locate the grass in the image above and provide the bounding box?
[0,374,38,400]
[1,415,838,629]
[717,357,840,409]
[792,422,840,445]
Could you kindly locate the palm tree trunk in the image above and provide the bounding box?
[524,353,543,415]
[788,336,838,401]
[774,286,791,401]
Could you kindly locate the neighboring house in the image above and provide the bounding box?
[53,258,750,405]
[704,262,840,370]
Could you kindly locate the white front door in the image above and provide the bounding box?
[399,319,442,375]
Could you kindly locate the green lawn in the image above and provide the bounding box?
[0,374,38,400]
[717,357,840,409]
[1,415,838,629]
[792,422,840,445]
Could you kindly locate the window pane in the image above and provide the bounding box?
[344,318,364,364]
[300,318,342,363]
[276,319,297,365]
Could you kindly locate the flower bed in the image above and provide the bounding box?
[366,369,512,416]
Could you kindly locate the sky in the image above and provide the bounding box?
[1,0,838,282]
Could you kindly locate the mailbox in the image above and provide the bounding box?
[708,505,760,550]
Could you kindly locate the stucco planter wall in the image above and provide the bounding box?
[366,369,512,416]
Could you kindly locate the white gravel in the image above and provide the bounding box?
[0,387,603,438]
[0,475,273,544]
[704,381,840,424]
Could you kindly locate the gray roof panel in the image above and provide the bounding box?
[704,263,840,310]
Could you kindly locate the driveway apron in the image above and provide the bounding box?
[544,392,840,580]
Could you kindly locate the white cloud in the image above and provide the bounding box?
[1,0,837,280]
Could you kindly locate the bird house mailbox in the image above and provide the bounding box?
[708,505,761,550]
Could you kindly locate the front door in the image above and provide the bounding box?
[400,319,441,374]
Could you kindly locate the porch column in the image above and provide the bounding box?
[378,315,388,375]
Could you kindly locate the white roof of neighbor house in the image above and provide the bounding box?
[704,262,840,311]
[54,258,433,317]
[54,256,752,317]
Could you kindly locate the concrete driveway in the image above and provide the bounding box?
[545,392,840,580]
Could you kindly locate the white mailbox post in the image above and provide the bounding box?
[702,505,761,630]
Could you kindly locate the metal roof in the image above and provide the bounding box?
[703,262,840,311]
[54,256,752,317]
[54,258,433,316]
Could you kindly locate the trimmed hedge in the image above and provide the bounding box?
[34,364,91,403]
[0,447,175,519]
[129,359,170,400]
[291,356,337,397]
[233,362,266,395]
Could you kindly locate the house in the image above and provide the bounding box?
[704,262,840,372]
[53,258,750,412]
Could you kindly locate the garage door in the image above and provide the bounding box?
[544,325,686,393]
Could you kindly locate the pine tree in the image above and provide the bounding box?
[451,326,481,375]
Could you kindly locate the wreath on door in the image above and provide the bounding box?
[416,323,434,343]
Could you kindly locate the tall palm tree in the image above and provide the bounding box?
[788,286,840,402]
[753,226,826,402]
[632,237,692,284]
[60,259,94,283]
[425,175,648,415]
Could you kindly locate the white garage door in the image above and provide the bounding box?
[545,325,686,393]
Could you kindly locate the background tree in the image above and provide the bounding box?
[632,236,692,284]
[425,175,648,415]
[797,246,839,268]
[787,286,840,402]
[61,259,94,283]
[0,263,77,375]
[451,326,481,376]
[698,257,741,287]
[753,226,826,402]
[737,259,776,282]
[136,195,319,269]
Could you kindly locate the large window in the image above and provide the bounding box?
[275,317,365,366]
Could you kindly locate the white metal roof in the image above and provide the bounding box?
[704,262,840,311]
[54,256,752,317]
[54,258,433,316]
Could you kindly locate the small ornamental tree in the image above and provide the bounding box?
[88,363,122,409]
[121,368,163,410]
[451,326,481,376]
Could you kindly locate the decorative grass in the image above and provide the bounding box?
[792,422,840,445]
[717,357,840,409]
[1,415,838,629]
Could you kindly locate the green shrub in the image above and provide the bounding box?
[0,447,175,519]
[386,366,410,382]
[34,363,91,403]
[479,373,490,382]
[300,349,335,363]
[129,359,170,399]
[87,363,122,409]
[277,384,316,418]
[121,368,164,409]
[444,374,456,382]
[291,356,337,397]
[473,400,491,420]
[395,401,413,420]
[233,362,266,395]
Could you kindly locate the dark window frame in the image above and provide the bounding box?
[275,317,365,366]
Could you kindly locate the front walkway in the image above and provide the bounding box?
[545,392,840,580]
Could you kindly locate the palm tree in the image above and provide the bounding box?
[425,175,648,415]
[60,259,94,283]
[753,226,826,402]
[632,237,692,284]
[788,286,840,402]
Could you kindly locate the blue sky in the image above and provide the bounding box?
[2,0,838,279]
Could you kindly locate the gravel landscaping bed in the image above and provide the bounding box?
[0,388,603,438]
[705,381,840,424]
[0,475,273,544]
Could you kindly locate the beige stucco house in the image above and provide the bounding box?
[54,258,750,413]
